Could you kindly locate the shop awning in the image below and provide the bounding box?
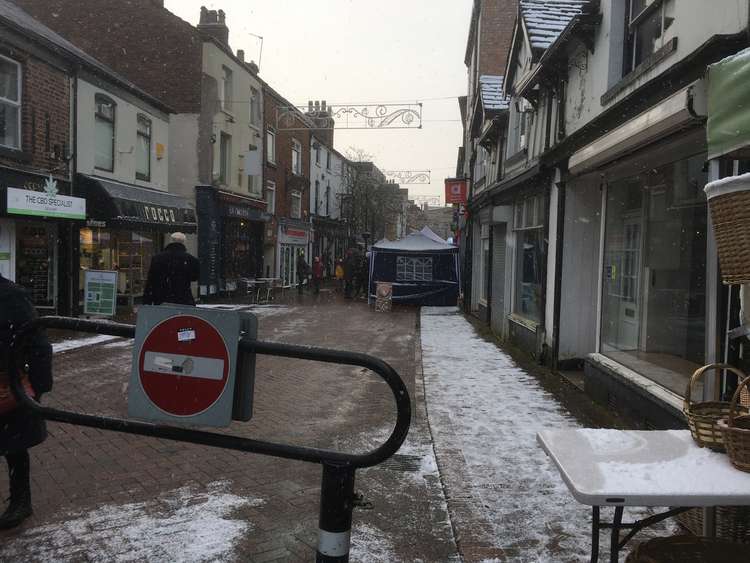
[78,174,197,233]
[569,80,708,176]
[707,48,750,160]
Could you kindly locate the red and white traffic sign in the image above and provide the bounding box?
[138,315,230,417]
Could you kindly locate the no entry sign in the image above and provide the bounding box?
[129,306,242,427]
[139,315,229,416]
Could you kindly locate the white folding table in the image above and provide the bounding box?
[537,428,750,562]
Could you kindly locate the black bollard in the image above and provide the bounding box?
[316,463,356,562]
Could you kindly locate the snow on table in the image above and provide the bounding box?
[538,428,750,507]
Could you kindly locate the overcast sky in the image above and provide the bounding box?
[164,0,471,204]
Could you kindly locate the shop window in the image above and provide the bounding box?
[513,195,545,322]
[0,55,21,150]
[600,153,707,394]
[249,87,260,127]
[292,138,302,175]
[79,228,156,300]
[95,94,116,171]
[397,256,433,282]
[291,190,302,219]
[219,132,231,185]
[16,222,56,308]
[136,114,151,181]
[266,128,276,164]
[624,0,675,75]
[265,181,275,214]
[220,66,233,112]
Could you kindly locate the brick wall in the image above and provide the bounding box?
[15,0,202,113]
[479,0,518,77]
[263,87,311,221]
[0,45,70,177]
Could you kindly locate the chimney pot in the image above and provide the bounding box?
[237,49,244,61]
[308,101,314,112]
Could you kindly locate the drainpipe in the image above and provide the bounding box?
[551,177,566,372]
[68,67,80,317]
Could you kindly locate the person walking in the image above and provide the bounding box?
[335,258,345,293]
[343,249,355,299]
[0,272,53,529]
[142,232,200,306]
[312,256,324,295]
[296,251,309,295]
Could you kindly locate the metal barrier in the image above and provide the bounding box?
[7,316,411,562]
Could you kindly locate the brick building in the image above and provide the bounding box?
[0,1,78,314]
[262,83,313,285]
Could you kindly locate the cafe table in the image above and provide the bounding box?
[537,428,750,562]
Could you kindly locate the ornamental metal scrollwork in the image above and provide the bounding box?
[383,170,431,184]
[276,103,423,131]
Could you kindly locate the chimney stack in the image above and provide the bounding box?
[151,0,164,7]
[198,6,230,47]
[237,49,244,62]
[308,101,314,113]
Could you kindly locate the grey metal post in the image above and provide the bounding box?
[316,463,356,562]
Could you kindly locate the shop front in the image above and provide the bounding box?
[77,174,197,311]
[311,216,348,277]
[278,219,310,287]
[195,185,268,296]
[0,168,84,314]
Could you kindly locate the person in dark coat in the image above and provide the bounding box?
[343,249,355,299]
[0,273,53,529]
[296,251,309,295]
[142,232,200,306]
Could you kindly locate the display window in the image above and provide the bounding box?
[513,195,545,323]
[16,221,57,308]
[221,219,262,282]
[601,152,707,393]
[79,228,158,299]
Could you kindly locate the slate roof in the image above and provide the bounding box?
[520,0,589,50]
[479,75,510,112]
[0,0,171,112]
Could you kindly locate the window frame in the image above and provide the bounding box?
[396,256,433,282]
[94,93,116,172]
[314,179,320,215]
[0,54,21,150]
[291,138,302,175]
[135,114,152,182]
[291,190,302,219]
[266,128,276,164]
[221,65,233,113]
[249,86,260,127]
[624,0,674,74]
[265,180,276,214]
[218,132,231,185]
[326,150,331,170]
[325,183,331,216]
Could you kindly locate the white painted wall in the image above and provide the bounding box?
[77,78,169,191]
[565,0,749,136]
[168,114,200,201]
[309,138,345,220]
[202,42,264,200]
[0,218,15,281]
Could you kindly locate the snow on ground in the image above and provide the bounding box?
[350,523,398,562]
[52,334,120,353]
[197,304,289,318]
[0,481,262,562]
[420,308,664,562]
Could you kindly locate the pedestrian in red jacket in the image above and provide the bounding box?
[312,256,324,295]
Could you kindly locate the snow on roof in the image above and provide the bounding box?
[419,226,449,244]
[479,75,510,112]
[520,0,588,50]
[373,231,456,252]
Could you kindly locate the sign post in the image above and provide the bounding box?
[83,270,118,317]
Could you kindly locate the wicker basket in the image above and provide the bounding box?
[683,364,748,451]
[677,506,750,543]
[718,377,750,472]
[704,177,750,285]
[625,535,747,562]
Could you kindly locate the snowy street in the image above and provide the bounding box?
[0,297,671,562]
